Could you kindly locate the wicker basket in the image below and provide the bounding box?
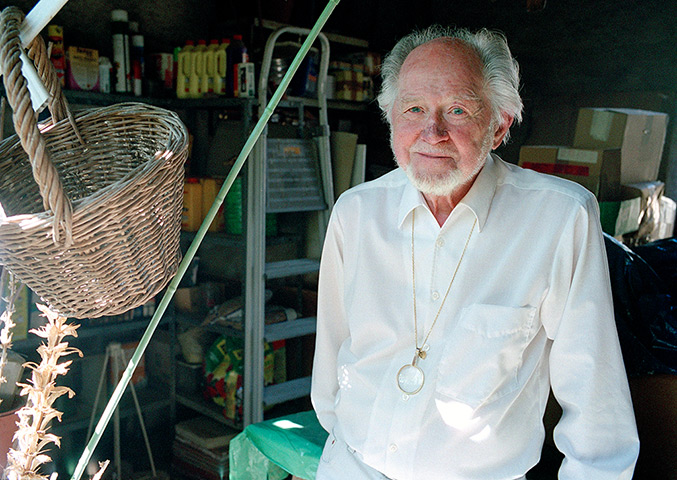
[0,7,188,319]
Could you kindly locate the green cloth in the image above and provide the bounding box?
[229,410,328,480]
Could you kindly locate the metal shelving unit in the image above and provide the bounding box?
[26,57,366,431]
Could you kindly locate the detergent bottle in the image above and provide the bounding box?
[201,39,218,96]
[226,34,248,97]
[176,40,194,99]
[188,39,206,98]
[214,38,229,96]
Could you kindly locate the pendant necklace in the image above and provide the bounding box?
[396,210,476,395]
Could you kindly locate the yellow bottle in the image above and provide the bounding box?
[188,39,206,98]
[200,177,225,232]
[201,39,218,96]
[176,40,194,99]
[182,177,202,231]
[215,38,229,96]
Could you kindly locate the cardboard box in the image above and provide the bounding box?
[599,197,642,237]
[651,196,676,241]
[519,145,621,200]
[334,69,364,101]
[66,46,99,91]
[622,181,664,240]
[200,177,225,233]
[573,107,669,184]
[174,286,202,313]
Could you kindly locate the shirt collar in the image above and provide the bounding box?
[397,153,499,232]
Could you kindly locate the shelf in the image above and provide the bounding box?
[175,311,244,338]
[59,89,367,112]
[181,231,301,249]
[254,18,369,48]
[265,317,316,342]
[12,316,168,353]
[51,384,171,434]
[280,95,370,112]
[263,376,311,406]
[175,313,316,343]
[175,392,241,430]
[265,259,320,279]
[63,89,255,110]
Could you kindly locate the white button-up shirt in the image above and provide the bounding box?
[311,154,639,479]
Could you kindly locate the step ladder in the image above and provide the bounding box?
[243,27,334,426]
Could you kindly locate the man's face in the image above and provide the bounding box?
[391,39,507,197]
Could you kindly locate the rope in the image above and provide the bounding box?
[0,6,72,245]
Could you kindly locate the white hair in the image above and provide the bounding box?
[377,25,523,144]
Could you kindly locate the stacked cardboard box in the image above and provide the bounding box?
[519,107,674,241]
[171,416,238,480]
[572,108,668,184]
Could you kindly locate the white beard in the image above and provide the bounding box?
[398,127,495,198]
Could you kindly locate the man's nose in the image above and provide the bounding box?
[421,113,449,143]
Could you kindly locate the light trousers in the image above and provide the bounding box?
[316,431,393,480]
[315,430,528,480]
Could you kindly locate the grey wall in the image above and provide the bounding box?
[1,0,675,195]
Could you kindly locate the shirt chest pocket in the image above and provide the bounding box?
[435,304,535,409]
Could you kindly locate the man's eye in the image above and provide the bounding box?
[408,106,423,113]
[451,107,465,115]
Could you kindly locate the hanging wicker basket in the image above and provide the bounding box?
[0,7,188,319]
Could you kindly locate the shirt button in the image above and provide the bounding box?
[402,394,409,401]
[389,443,398,452]
[436,237,445,247]
[432,291,440,301]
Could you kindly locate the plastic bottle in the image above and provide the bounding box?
[200,39,218,97]
[47,25,65,86]
[129,21,145,96]
[226,34,248,97]
[176,40,194,99]
[182,177,202,232]
[173,46,181,94]
[214,38,229,96]
[98,56,112,93]
[111,9,131,93]
[189,39,207,98]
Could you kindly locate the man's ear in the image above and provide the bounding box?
[492,113,515,149]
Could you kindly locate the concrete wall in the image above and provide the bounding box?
[1,0,675,196]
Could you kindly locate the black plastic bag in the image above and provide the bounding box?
[604,234,677,376]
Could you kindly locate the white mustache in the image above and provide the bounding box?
[412,150,457,158]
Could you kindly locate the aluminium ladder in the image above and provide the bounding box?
[243,27,334,426]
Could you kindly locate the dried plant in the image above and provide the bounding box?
[0,269,20,402]
[3,303,82,480]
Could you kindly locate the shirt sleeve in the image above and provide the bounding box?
[544,195,640,479]
[311,206,350,434]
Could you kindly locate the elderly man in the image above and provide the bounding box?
[311,25,639,480]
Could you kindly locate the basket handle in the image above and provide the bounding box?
[0,6,72,245]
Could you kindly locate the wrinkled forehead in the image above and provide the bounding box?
[397,38,486,101]
[402,38,484,80]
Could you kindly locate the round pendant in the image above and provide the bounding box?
[396,363,424,395]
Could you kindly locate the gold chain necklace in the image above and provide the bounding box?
[396,210,477,395]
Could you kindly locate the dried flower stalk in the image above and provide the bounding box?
[4,304,82,480]
[0,268,20,402]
